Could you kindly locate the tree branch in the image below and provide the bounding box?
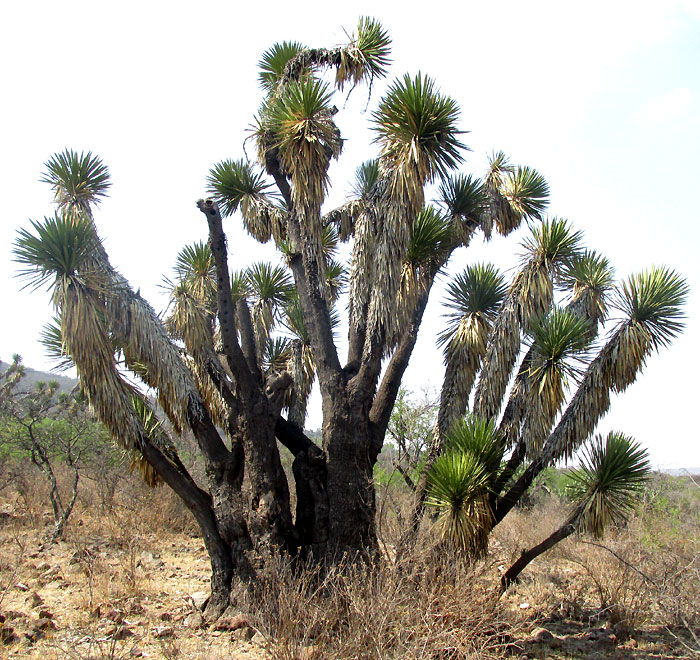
[265,154,343,385]
[198,198,257,397]
[236,298,262,380]
[369,287,431,442]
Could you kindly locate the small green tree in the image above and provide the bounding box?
[0,355,112,539]
[383,387,436,489]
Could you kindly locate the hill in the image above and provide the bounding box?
[0,359,78,394]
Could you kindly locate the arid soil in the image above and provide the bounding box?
[1,474,698,660]
[0,527,695,659]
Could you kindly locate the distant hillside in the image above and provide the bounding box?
[664,468,700,477]
[0,360,78,394]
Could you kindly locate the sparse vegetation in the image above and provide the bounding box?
[5,15,694,660]
[1,462,699,657]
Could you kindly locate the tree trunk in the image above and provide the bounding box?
[52,464,80,541]
[323,401,379,559]
[500,519,575,592]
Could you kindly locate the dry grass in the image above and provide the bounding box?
[1,466,699,659]
[250,552,510,660]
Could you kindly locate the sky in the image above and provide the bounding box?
[1,0,698,468]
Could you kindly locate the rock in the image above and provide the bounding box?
[299,645,320,660]
[44,580,65,590]
[153,625,174,638]
[190,591,209,609]
[105,625,134,640]
[15,582,29,592]
[529,627,554,643]
[3,611,25,621]
[25,629,43,644]
[35,617,57,631]
[251,631,267,646]
[139,551,165,569]
[159,612,173,621]
[36,562,51,572]
[215,613,253,632]
[29,592,44,608]
[130,648,144,658]
[586,628,615,644]
[232,626,256,642]
[519,602,530,609]
[184,612,204,629]
[1,625,18,645]
[105,609,124,624]
[127,603,146,615]
[38,609,54,620]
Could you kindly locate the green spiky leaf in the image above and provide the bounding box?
[206,159,272,218]
[438,263,507,349]
[614,266,688,350]
[41,149,111,211]
[246,262,294,305]
[567,432,651,537]
[406,206,453,266]
[352,17,392,80]
[373,73,466,181]
[14,213,100,289]
[258,41,306,91]
[352,159,380,199]
[39,317,75,372]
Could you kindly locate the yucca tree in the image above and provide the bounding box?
[473,218,583,422]
[435,264,507,445]
[483,151,549,237]
[15,18,687,620]
[409,261,686,560]
[280,293,318,430]
[41,149,111,214]
[491,250,616,495]
[426,417,502,554]
[520,307,593,456]
[246,261,294,358]
[500,432,651,591]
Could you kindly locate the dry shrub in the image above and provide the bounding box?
[492,496,570,564]
[560,532,653,633]
[248,547,510,660]
[1,462,52,526]
[492,474,700,639]
[376,475,417,550]
[559,480,700,635]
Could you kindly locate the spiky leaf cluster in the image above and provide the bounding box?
[41,149,111,212]
[567,432,651,537]
[373,73,465,189]
[427,415,501,553]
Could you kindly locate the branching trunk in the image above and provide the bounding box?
[52,463,80,541]
[500,518,576,592]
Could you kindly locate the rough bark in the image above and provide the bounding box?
[500,519,576,592]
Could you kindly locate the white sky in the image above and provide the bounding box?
[1,0,698,468]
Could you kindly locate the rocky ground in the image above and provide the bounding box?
[0,525,277,659]
[1,529,695,660]
[1,483,698,660]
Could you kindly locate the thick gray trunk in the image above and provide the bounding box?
[323,404,378,558]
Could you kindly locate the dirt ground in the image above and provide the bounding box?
[1,523,696,660]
